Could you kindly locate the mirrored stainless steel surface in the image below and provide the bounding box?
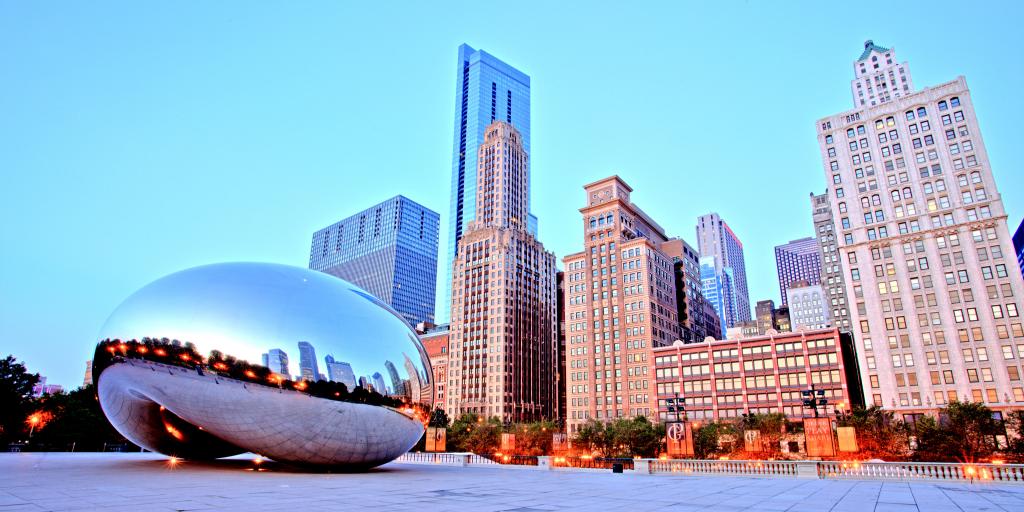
[93,262,432,468]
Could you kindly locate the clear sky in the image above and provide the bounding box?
[2,1,1023,388]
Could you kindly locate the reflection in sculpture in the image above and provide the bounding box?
[92,262,433,469]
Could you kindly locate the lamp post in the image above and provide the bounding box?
[27,414,41,439]
[801,384,828,418]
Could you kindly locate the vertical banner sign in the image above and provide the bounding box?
[743,430,761,453]
[836,426,858,453]
[666,422,694,458]
[501,433,516,453]
[804,417,836,457]
[552,433,568,454]
[426,427,446,452]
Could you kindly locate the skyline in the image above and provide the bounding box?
[3,2,1024,388]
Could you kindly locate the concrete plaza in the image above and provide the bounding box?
[1,453,1022,511]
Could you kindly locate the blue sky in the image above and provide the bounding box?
[2,1,1023,388]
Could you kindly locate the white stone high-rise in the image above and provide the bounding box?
[818,41,1024,417]
[851,40,914,108]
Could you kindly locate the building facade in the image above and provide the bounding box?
[440,44,534,324]
[563,176,679,433]
[420,325,450,411]
[653,328,859,422]
[811,192,854,333]
[309,195,440,327]
[774,237,822,305]
[787,281,832,331]
[324,354,356,389]
[755,299,776,335]
[446,121,557,423]
[817,43,1024,415]
[1014,218,1024,278]
[696,213,751,327]
[297,341,321,382]
[261,348,290,380]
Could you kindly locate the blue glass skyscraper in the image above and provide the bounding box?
[309,195,440,327]
[437,44,532,323]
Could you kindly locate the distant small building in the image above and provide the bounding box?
[420,324,449,410]
[787,281,831,330]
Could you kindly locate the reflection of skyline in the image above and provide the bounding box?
[257,338,431,402]
[325,354,357,389]
[297,341,321,381]
[261,348,290,380]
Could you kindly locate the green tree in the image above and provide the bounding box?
[1004,410,1024,462]
[693,422,738,459]
[737,413,786,456]
[0,355,40,445]
[571,419,610,455]
[428,408,450,428]
[30,385,129,451]
[913,401,1000,462]
[510,420,558,456]
[837,405,909,460]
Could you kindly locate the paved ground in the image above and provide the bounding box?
[1,453,1023,511]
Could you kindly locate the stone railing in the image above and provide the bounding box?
[643,459,800,477]
[396,453,1024,483]
[816,460,1024,483]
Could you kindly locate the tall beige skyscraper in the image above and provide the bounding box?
[851,40,914,108]
[446,121,558,423]
[818,42,1024,417]
[563,176,679,433]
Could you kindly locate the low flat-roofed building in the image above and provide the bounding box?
[652,328,862,423]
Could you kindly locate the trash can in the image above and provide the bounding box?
[612,462,623,473]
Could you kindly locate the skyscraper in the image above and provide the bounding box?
[700,255,733,330]
[324,354,356,389]
[309,195,440,327]
[851,40,914,108]
[696,213,750,326]
[811,192,853,333]
[662,238,722,342]
[447,121,557,423]
[297,341,321,382]
[261,348,290,380]
[439,44,532,324]
[817,41,1024,414]
[563,176,680,433]
[774,237,822,305]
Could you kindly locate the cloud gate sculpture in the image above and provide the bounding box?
[92,262,432,469]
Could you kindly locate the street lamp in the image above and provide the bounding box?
[665,393,686,423]
[801,384,828,418]
[27,413,42,439]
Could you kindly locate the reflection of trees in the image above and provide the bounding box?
[94,338,406,409]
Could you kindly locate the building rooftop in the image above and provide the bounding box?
[857,39,890,61]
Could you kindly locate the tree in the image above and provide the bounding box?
[0,355,40,445]
[737,413,786,456]
[30,385,129,451]
[510,420,558,456]
[428,408,450,429]
[913,401,1000,462]
[836,405,909,460]
[693,422,738,459]
[1004,410,1024,462]
[571,419,610,456]
[571,417,664,458]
